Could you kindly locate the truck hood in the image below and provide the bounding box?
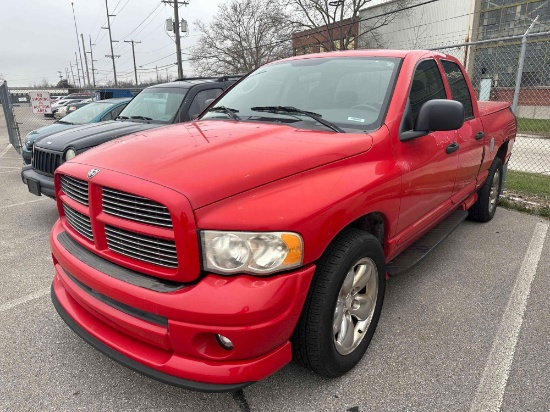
[34,120,161,152]
[71,120,374,209]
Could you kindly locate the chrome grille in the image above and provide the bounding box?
[102,188,172,228]
[32,148,62,175]
[105,225,177,268]
[63,204,93,241]
[60,175,89,206]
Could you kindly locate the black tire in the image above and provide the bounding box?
[469,157,503,222]
[292,228,386,377]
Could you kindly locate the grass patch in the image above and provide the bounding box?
[505,170,550,196]
[517,117,550,135]
[500,170,550,219]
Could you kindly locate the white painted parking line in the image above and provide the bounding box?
[0,198,47,210]
[470,221,549,412]
[0,288,50,313]
[0,143,12,158]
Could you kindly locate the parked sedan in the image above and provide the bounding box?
[23,98,131,164]
[54,99,93,119]
[46,94,92,118]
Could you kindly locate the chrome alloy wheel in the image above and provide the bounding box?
[333,257,378,355]
[489,168,501,214]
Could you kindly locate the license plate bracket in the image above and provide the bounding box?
[27,178,41,196]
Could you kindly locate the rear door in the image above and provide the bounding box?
[440,59,484,200]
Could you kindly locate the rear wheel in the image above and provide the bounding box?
[469,157,503,222]
[292,228,386,377]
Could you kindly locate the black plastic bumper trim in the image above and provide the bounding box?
[62,266,168,327]
[57,232,185,293]
[21,165,55,198]
[51,284,253,393]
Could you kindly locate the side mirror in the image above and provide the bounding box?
[401,99,464,141]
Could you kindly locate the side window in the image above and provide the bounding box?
[441,60,474,119]
[188,88,224,119]
[108,104,127,120]
[409,60,447,123]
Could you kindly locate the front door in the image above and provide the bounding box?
[395,59,459,236]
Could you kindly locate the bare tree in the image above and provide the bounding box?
[289,0,414,52]
[190,0,295,76]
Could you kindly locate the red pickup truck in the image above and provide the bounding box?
[49,50,516,392]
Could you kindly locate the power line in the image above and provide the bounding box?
[118,2,163,41]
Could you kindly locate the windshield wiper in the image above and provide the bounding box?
[130,115,153,121]
[206,106,241,121]
[116,115,129,120]
[57,120,73,125]
[250,106,344,133]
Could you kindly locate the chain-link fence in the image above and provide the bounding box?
[432,31,550,175]
[2,39,550,175]
[0,81,23,154]
[0,86,142,159]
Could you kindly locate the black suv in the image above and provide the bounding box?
[22,76,240,198]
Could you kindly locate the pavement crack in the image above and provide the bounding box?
[232,389,251,412]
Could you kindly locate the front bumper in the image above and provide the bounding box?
[50,220,315,391]
[21,165,55,198]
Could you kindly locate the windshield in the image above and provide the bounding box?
[201,57,401,131]
[62,102,117,124]
[119,87,187,123]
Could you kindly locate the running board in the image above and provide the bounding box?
[387,210,468,276]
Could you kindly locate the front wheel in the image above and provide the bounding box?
[469,157,503,222]
[292,228,386,377]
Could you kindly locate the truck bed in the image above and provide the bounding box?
[477,101,511,117]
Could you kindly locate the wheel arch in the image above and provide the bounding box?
[496,140,509,164]
[343,211,387,254]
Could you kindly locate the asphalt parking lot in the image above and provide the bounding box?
[1,113,549,411]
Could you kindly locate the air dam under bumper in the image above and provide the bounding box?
[50,220,315,391]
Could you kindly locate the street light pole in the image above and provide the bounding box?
[70,1,86,87]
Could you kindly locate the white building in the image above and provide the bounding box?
[357,0,550,120]
[358,0,478,50]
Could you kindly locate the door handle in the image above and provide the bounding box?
[446,142,459,154]
[475,131,485,140]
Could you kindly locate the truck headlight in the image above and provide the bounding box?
[201,231,303,275]
[64,148,77,161]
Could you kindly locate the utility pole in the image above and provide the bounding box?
[103,0,119,86]
[124,40,141,86]
[57,71,63,83]
[65,68,70,86]
[69,63,77,87]
[81,33,91,87]
[75,53,82,88]
[162,0,189,80]
[88,35,97,88]
[70,1,86,89]
[156,65,159,83]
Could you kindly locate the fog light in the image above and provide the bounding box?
[216,334,234,350]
